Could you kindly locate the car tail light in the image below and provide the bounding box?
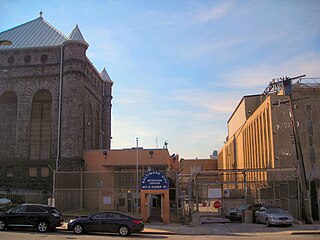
[132,219,142,224]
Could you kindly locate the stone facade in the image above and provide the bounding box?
[0,20,112,192]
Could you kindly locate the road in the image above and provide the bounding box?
[0,230,319,240]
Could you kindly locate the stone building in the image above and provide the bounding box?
[0,14,113,196]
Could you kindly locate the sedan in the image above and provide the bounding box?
[67,211,144,236]
[255,206,293,227]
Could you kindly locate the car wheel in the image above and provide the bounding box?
[0,220,6,231]
[73,224,84,234]
[266,218,271,227]
[37,221,48,232]
[118,225,130,236]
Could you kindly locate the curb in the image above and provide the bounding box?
[140,231,176,235]
[291,231,320,235]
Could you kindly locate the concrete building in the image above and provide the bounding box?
[218,78,320,220]
[55,148,179,223]
[0,14,113,196]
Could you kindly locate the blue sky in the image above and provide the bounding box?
[1,0,319,158]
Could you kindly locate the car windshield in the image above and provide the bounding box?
[266,208,286,214]
[237,205,248,211]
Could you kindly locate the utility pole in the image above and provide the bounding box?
[270,75,313,224]
[136,137,139,214]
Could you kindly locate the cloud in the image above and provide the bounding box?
[192,2,232,24]
[173,88,240,114]
[111,86,234,157]
[178,38,244,61]
[137,1,232,29]
[115,87,154,107]
[221,52,320,90]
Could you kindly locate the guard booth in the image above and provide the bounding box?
[140,170,170,223]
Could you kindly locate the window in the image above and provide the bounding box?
[29,167,37,177]
[24,55,31,63]
[6,168,13,177]
[41,54,48,63]
[41,167,49,177]
[91,212,107,219]
[119,198,125,207]
[107,212,122,219]
[27,206,47,213]
[13,206,27,213]
[8,56,15,64]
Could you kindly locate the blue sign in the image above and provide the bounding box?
[141,170,169,190]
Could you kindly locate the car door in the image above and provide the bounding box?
[86,212,107,232]
[104,212,126,232]
[25,205,47,227]
[6,205,30,227]
[258,208,267,223]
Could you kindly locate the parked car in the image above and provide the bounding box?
[67,211,144,236]
[255,206,293,227]
[0,203,63,232]
[228,204,265,222]
[224,206,237,218]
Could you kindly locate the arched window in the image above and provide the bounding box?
[0,91,18,158]
[30,90,52,160]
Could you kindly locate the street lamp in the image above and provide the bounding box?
[0,40,12,45]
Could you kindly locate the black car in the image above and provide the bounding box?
[0,203,63,232]
[68,211,144,236]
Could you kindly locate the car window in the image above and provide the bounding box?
[107,213,123,219]
[12,206,28,213]
[267,208,285,214]
[91,212,107,219]
[50,207,61,214]
[238,205,248,211]
[27,206,47,213]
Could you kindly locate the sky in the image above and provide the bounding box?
[1,0,319,159]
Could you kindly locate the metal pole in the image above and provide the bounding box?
[80,169,83,213]
[244,170,247,204]
[287,92,313,223]
[136,137,139,214]
[195,174,199,212]
[175,172,180,221]
[52,169,56,204]
[56,46,64,172]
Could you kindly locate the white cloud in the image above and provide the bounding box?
[178,38,244,61]
[115,87,154,107]
[173,88,240,115]
[221,52,320,90]
[193,2,232,23]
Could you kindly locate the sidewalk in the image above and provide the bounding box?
[143,222,320,235]
[59,221,320,235]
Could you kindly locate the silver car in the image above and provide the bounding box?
[255,206,293,227]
